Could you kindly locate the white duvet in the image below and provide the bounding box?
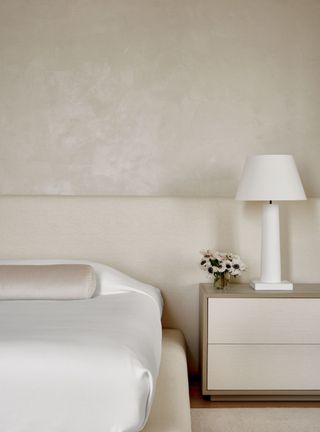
[0,261,163,432]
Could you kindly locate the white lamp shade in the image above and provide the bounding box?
[236,155,306,201]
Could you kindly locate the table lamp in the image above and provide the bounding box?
[236,155,306,290]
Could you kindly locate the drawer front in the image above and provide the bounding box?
[208,298,320,344]
[207,344,320,390]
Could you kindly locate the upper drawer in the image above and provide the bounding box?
[208,298,320,344]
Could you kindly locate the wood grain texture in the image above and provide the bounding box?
[208,345,320,390]
[208,297,320,344]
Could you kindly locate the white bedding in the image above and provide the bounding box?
[0,259,163,312]
[0,286,162,431]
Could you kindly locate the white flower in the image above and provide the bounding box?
[224,260,233,274]
[207,266,214,278]
[200,257,210,269]
[218,261,226,273]
[200,249,214,259]
[230,257,246,276]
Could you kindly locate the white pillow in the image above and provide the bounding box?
[0,259,163,313]
[0,264,96,300]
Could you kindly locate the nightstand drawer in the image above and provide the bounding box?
[207,344,320,390]
[208,298,320,344]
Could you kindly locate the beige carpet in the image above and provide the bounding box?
[191,408,320,432]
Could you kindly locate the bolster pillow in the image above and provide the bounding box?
[0,265,96,300]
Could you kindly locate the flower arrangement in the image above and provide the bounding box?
[200,249,247,288]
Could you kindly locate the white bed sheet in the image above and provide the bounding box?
[0,292,162,432]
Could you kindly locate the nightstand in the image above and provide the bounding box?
[200,283,320,401]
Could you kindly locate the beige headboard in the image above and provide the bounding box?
[0,196,318,374]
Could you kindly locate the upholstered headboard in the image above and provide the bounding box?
[0,195,318,373]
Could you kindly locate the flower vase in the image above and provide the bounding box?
[214,273,229,289]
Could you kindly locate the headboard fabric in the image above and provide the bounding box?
[0,196,318,374]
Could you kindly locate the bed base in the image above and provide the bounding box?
[142,329,191,432]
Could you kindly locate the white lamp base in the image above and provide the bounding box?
[250,280,293,291]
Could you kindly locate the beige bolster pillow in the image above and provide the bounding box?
[0,265,96,300]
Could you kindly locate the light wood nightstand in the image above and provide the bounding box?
[200,283,320,401]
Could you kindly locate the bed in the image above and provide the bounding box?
[0,260,191,432]
[0,260,166,432]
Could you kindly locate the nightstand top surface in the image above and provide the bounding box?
[200,283,320,298]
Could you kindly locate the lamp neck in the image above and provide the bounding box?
[260,202,281,283]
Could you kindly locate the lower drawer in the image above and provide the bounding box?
[207,344,320,390]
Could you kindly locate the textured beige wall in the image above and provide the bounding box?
[0,0,319,196]
[0,196,319,373]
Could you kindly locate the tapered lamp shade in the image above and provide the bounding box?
[236,155,306,201]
